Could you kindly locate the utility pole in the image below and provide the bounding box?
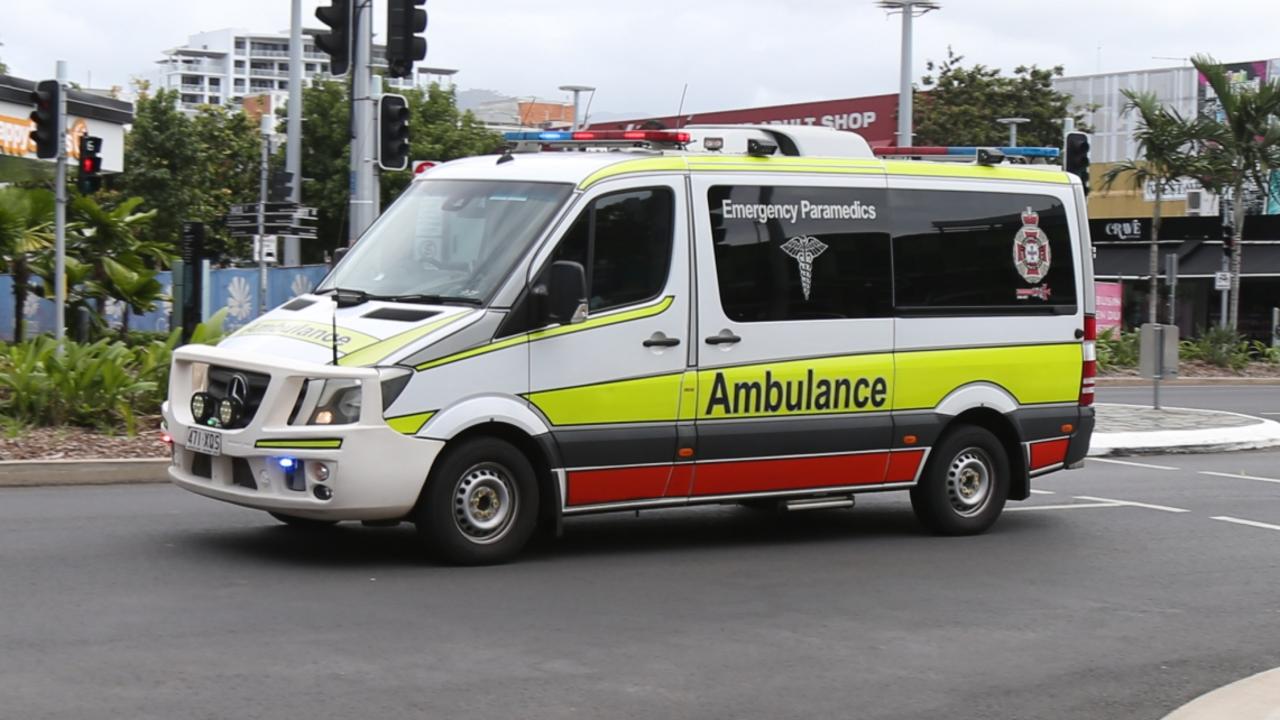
[998,117,1030,147]
[257,113,271,317]
[877,1,940,147]
[348,0,376,245]
[54,60,68,344]
[559,85,594,131]
[284,0,304,266]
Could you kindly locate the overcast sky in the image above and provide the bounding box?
[3,0,1279,119]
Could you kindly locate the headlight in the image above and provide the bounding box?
[308,379,363,425]
[190,392,212,422]
[218,398,244,427]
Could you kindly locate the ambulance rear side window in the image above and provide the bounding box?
[891,190,1077,313]
[708,185,891,322]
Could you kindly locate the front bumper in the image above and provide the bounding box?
[163,344,442,521]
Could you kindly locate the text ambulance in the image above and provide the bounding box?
[162,126,1096,564]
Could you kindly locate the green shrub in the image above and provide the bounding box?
[0,310,226,434]
[1180,326,1250,371]
[1096,328,1139,371]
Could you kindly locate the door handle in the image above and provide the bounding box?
[705,331,742,345]
[643,333,681,348]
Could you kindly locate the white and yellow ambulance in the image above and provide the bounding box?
[162,126,1097,564]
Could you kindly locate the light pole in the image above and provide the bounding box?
[997,117,1030,147]
[559,84,595,131]
[877,0,940,147]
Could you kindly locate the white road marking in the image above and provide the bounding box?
[1074,495,1189,513]
[1090,458,1179,471]
[1029,489,1055,495]
[1007,501,1122,512]
[1199,471,1280,485]
[1212,516,1280,532]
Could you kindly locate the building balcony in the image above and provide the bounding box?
[249,48,289,58]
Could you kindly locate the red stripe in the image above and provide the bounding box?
[665,464,693,498]
[567,466,671,506]
[691,452,895,497]
[1029,438,1069,470]
[885,449,927,483]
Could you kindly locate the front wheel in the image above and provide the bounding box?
[414,437,540,565]
[910,425,1009,535]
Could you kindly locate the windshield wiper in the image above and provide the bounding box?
[382,293,484,306]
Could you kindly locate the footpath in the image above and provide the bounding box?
[1090,403,1280,456]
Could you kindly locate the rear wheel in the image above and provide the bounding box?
[910,425,1009,535]
[414,437,540,565]
[268,511,338,529]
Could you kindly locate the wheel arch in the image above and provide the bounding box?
[941,407,1029,501]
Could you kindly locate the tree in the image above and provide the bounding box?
[1100,90,1214,324]
[0,188,53,341]
[913,48,1090,148]
[379,83,502,204]
[119,88,260,260]
[66,194,164,334]
[1191,55,1280,330]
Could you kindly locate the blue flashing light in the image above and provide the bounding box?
[942,146,1059,158]
[504,131,573,142]
[278,457,296,470]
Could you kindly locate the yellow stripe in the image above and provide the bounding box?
[255,439,343,450]
[415,296,674,372]
[385,411,435,435]
[233,319,380,354]
[894,343,1081,409]
[883,160,1070,184]
[579,157,688,190]
[338,311,473,367]
[528,373,684,426]
[677,370,699,421]
[698,353,894,419]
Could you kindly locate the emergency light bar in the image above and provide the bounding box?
[875,146,1060,158]
[504,129,691,148]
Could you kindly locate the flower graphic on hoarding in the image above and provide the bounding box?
[104,298,126,327]
[225,276,253,320]
[290,273,313,298]
[22,293,40,320]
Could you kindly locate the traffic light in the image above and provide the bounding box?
[315,0,352,77]
[77,135,103,194]
[378,94,410,171]
[29,80,61,159]
[386,0,427,78]
[268,170,294,202]
[1064,131,1091,196]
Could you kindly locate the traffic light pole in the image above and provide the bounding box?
[284,0,304,266]
[348,0,377,246]
[257,114,271,317]
[54,60,68,344]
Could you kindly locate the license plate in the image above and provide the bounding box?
[187,428,222,456]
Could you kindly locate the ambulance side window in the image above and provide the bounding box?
[708,185,892,322]
[891,190,1077,312]
[550,187,675,312]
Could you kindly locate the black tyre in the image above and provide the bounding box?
[414,436,540,565]
[268,511,339,529]
[910,425,1009,535]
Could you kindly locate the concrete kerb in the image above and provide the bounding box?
[1090,403,1280,457]
[0,458,170,488]
[1162,666,1280,720]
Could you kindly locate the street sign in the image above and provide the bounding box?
[1214,271,1231,291]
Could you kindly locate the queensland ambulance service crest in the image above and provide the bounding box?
[780,235,828,301]
[1013,207,1051,300]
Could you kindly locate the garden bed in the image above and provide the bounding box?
[0,425,169,461]
[1102,360,1280,378]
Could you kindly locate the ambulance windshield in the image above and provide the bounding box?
[318,180,572,304]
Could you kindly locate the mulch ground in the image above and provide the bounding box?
[0,425,170,461]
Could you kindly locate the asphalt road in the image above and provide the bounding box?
[1098,384,1280,416]
[4,453,1280,720]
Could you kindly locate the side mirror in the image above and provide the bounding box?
[546,260,588,325]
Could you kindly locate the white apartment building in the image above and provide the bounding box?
[156,28,426,113]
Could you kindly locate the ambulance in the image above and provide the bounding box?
[162,126,1096,564]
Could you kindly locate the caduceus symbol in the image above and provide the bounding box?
[780,235,828,301]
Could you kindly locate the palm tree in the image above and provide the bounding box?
[1101,90,1212,324]
[67,194,164,327]
[1191,55,1280,330]
[0,188,54,341]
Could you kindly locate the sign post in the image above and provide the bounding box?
[1140,324,1180,410]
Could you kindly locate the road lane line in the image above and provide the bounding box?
[1199,471,1280,485]
[1007,502,1121,512]
[1212,516,1280,532]
[1029,489,1055,495]
[1074,495,1189,513]
[1090,458,1179,471]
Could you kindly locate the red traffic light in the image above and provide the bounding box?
[80,157,97,173]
